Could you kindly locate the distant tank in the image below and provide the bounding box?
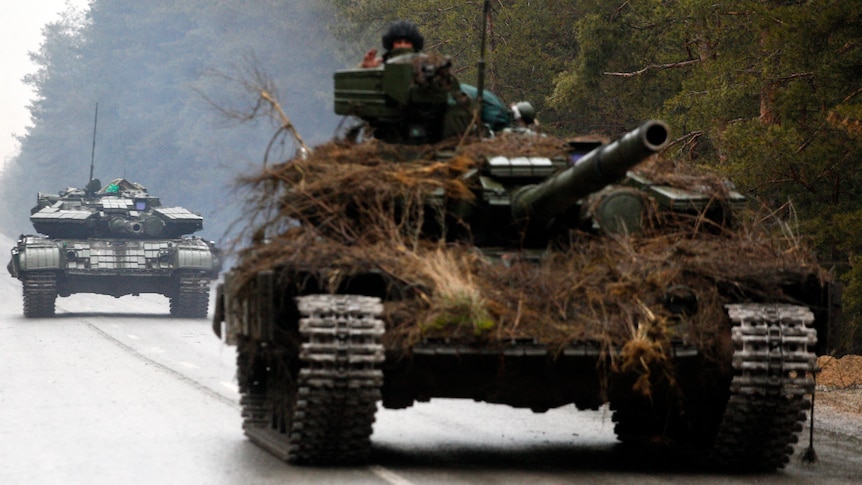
[212,20,837,471]
[8,177,221,318]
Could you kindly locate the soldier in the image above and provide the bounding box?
[359,19,425,68]
[510,101,539,130]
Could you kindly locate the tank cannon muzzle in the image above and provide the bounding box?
[108,214,170,237]
[510,120,670,227]
[109,217,144,236]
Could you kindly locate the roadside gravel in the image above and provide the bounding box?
[814,355,862,440]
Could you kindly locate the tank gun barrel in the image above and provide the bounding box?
[510,120,670,226]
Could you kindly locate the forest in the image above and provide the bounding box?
[2,0,860,351]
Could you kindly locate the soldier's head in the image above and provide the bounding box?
[382,20,424,53]
[511,101,537,126]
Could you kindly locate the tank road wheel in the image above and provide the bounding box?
[242,294,385,465]
[707,303,817,472]
[170,273,210,318]
[610,375,728,452]
[610,398,668,446]
[237,337,270,431]
[22,272,58,318]
[239,335,302,463]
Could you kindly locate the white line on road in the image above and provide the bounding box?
[367,465,413,485]
[87,323,238,409]
[221,381,238,393]
[177,361,198,369]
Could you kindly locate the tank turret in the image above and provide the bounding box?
[29,178,203,239]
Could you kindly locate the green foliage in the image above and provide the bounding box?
[427,299,496,338]
[840,255,862,351]
[551,2,692,133]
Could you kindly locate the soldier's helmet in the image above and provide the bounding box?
[382,19,424,52]
[512,101,537,125]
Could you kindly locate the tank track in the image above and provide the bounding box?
[170,273,210,318]
[709,303,817,471]
[22,271,58,318]
[243,294,385,465]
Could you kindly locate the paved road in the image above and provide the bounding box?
[0,242,859,484]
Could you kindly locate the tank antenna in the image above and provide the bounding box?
[474,0,490,139]
[89,102,98,184]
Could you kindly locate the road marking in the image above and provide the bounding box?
[221,381,238,393]
[367,465,413,485]
[87,323,238,409]
[177,361,198,369]
[127,334,140,340]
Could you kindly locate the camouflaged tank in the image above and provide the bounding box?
[8,178,221,318]
[212,43,838,471]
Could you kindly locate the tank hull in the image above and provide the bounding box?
[9,234,219,317]
[214,255,832,470]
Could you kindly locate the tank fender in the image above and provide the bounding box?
[16,241,63,271]
[174,240,217,270]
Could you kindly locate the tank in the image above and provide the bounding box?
[8,177,221,318]
[212,46,837,471]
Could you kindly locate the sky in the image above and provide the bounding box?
[1,1,90,170]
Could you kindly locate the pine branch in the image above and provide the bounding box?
[604,58,700,77]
